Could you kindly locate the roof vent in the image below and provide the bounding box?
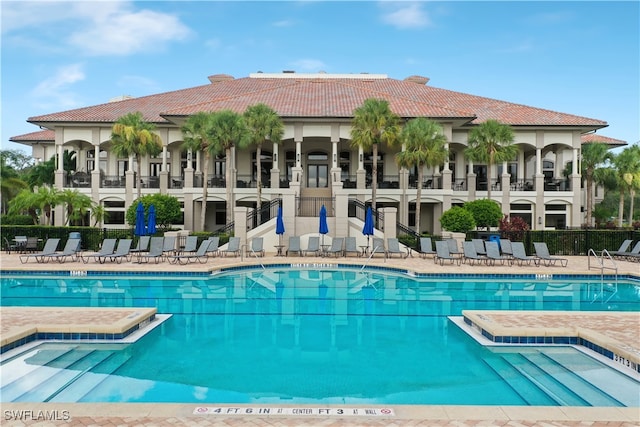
[404,75,430,85]
[208,74,234,83]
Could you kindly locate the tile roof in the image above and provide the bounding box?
[26,74,607,129]
[581,133,627,146]
[9,129,54,142]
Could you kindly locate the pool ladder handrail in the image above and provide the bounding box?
[587,248,618,303]
[360,244,385,272]
[240,244,265,270]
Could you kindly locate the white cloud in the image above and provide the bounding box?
[272,20,295,27]
[290,59,327,72]
[30,63,85,108]
[2,1,192,56]
[380,2,431,29]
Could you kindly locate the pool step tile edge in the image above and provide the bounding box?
[462,310,640,374]
[0,307,157,354]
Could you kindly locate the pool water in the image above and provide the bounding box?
[1,268,639,406]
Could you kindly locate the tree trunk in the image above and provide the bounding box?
[372,144,378,211]
[136,157,142,201]
[200,152,210,231]
[586,174,593,226]
[618,191,625,227]
[629,189,636,226]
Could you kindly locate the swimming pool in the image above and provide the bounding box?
[1,267,639,406]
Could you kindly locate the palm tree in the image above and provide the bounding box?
[0,153,28,214]
[181,111,218,231]
[581,142,612,227]
[351,98,401,211]
[60,189,93,225]
[613,145,640,225]
[465,119,517,201]
[244,103,284,212]
[395,118,448,235]
[111,112,163,200]
[209,110,250,224]
[91,204,107,227]
[8,189,40,224]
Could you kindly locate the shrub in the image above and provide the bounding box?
[464,199,502,230]
[1,214,34,225]
[440,206,476,233]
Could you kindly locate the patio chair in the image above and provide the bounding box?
[446,238,463,258]
[419,237,436,259]
[344,237,360,257]
[81,238,117,263]
[130,236,150,254]
[46,238,81,263]
[303,236,321,257]
[434,240,460,265]
[472,238,487,256]
[608,239,633,259]
[162,235,177,256]
[286,236,302,256]
[19,238,60,263]
[499,238,514,259]
[135,237,165,263]
[462,241,487,265]
[4,237,19,254]
[511,241,538,266]
[386,238,409,258]
[101,239,133,264]
[616,241,640,262]
[206,236,220,257]
[23,237,40,253]
[371,237,386,257]
[250,237,265,257]
[220,237,241,257]
[485,241,510,266]
[325,237,344,257]
[533,242,568,267]
[168,239,211,264]
[181,236,199,254]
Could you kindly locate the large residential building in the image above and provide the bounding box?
[10,72,625,239]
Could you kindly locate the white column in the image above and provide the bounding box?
[332,140,338,169]
[57,144,64,172]
[358,147,364,170]
[536,148,542,175]
[573,148,579,174]
[94,145,100,171]
[162,146,167,172]
[273,141,279,168]
[195,151,201,172]
[296,140,302,167]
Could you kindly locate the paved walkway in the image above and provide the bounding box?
[1,252,638,426]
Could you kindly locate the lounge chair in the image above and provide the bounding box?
[325,237,344,257]
[472,239,487,256]
[462,241,487,265]
[303,236,321,257]
[419,237,436,259]
[206,236,220,257]
[371,237,385,257]
[101,239,133,263]
[446,239,463,258]
[533,242,568,267]
[485,241,510,265]
[162,235,177,256]
[386,238,409,258]
[19,238,60,263]
[168,239,211,264]
[511,241,538,266]
[286,236,302,256]
[499,238,514,259]
[136,237,165,263]
[130,236,150,254]
[46,238,81,263]
[81,238,117,263]
[344,237,360,257]
[435,240,460,265]
[220,237,241,257]
[609,239,633,259]
[250,237,265,257]
[616,241,640,262]
[181,236,199,254]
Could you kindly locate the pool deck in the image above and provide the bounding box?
[1,252,639,426]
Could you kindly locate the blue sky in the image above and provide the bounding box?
[2,1,638,155]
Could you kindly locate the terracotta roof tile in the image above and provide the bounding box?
[9,129,55,142]
[581,133,626,146]
[26,74,607,129]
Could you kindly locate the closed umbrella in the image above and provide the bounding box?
[275,206,285,246]
[362,206,374,251]
[147,204,157,235]
[319,205,329,246]
[134,202,146,236]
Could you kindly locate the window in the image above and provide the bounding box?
[339,151,350,180]
[285,151,295,181]
[307,151,328,188]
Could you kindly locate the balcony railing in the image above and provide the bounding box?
[101,176,125,188]
[409,175,441,189]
